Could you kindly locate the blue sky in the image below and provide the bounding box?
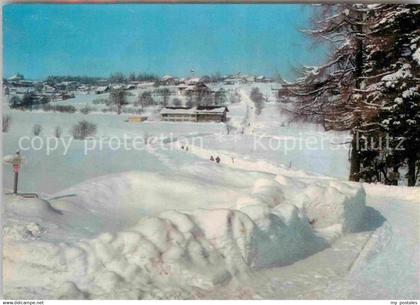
[3,4,326,80]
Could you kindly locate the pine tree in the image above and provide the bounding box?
[9,95,22,109]
[22,92,37,110]
[362,5,420,186]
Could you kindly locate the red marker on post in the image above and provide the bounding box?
[13,163,20,173]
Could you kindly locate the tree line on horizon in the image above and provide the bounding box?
[44,72,161,85]
[38,72,227,84]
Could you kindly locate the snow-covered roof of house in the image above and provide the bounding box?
[96,86,109,91]
[196,106,229,114]
[160,107,197,115]
[162,75,174,81]
[8,74,23,81]
[224,74,244,81]
[184,85,198,91]
[243,75,255,81]
[160,106,228,115]
[186,78,201,85]
[138,81,155,86]
[59,81,76,85]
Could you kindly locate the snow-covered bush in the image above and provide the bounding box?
[225,122,235,135]
[122,107,143,114]
[137,91,155,107]
[80,105,96,115]
[102,106,118,113]
[2,114,11,132]
[41,104,77,113]
[32,124,42,136]
[54,126,62,138]
[9,95,22,109]
[71,120,97,140]
[143,132,150,144]
[92,98,109,105]
[229,91,241,104]
[110,88,128,114]
[250,87,264,115]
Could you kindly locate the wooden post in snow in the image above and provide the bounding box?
[4,150,24,195]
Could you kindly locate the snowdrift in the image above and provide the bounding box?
[3,168,366,299]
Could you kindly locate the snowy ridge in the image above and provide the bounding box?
[174,140,326,179]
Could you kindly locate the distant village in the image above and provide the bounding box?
[3,72,274,123]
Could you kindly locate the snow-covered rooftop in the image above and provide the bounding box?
[186,77,201,85]
[161,75,174,81]
[8,74,24,81]
[95,86,109,91]
[160,107,197,115]
[160,106,228,115]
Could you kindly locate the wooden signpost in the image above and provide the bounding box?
[4,150,24,194]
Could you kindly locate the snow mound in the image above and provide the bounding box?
[275,176,366,233]
[5,196,62,219]
[4,207,325,299]
[3,169,367,299]
[51,169,255,225]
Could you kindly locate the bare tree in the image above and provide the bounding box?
[156,88,171,107]
[9,95,22,109]
[110,88,128,114]
[109,72,126,84]
[128,72,136,82]
[280,4,370,181]
[72,120,97,140]
[214,89,227,106]
[226,122,235,135]
[250,87,264,115]
[138,91,155,107]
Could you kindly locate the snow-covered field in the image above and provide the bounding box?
[2,83,419,299]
